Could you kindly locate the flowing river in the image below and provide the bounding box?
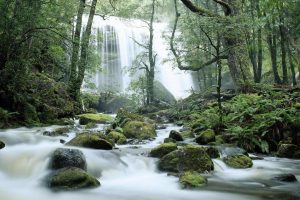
[0,122,299,200]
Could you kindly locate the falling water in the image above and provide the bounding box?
[83,16,195,99]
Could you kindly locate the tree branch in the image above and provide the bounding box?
[180,0,217,17]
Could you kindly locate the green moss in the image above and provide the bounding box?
[158,145,214,173]
[47,167,100,191]
[85,122,97,129]
[66,132,113,150]
[195,129,215,145]
[277,144,300,158]
[78,113,113,125]
[149,143,178,158]
[223,154,253,169]
[164,138,177,143]
[123,120,156,140]
[179,171,207,188]
[107,131,127,145]
[180,131,194,139]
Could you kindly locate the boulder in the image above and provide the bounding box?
[78,113,113,125]
[149,143,178,158]
[195,129,215,145]
[43,127,70,137]
[169,130,183,141]
[158,145,214,173]
[107,131,127,145]
[205,146,220,158]
[123,121,156,140]
[49,148,87,171]
[47,167,100,191]
[272,174,298,182]
[0,140,5,149]
[66,133,113,150]
[164,138,177,143]
[223,154,253,169]
[277,144,300,159]
[179,171,207,189]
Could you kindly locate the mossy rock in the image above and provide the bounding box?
[149,143,178,158]
[195,129,215,145]
[277,144,300,159]
[158,145,214,173]
[0,140,5,149]
[78,113,113,125]
[164,138,177,143]
[223,154,253,169]
[43,127,70,137]
[66,133,113,150]
[85,122,97,129]
[205,146,220,158]
[49,148,87,171]
[107,131,127,145]
[169,130,183,141]
[47,167,100,191]
[180,131,194,139]
[179,171,207,189]
[123,120,156,140]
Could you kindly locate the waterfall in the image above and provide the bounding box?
[83,16,195,99]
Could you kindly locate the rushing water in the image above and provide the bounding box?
[82,16,195,99]
[0,122,300,200]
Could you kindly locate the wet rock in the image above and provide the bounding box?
[205,146,220,158]
[158,145,214,173]
[49,148,87,171]
[0,140,5,149]
[164,138,177,143]
[78,113,113,125]
[47,167,100,191]
[43,127,70,137]
[272,174,298,182]
[123,120,156,140]
[195,129,215,145]
[169,130,183,141]
[277,144,300,159]
[149,143,178,158]
[107,131,127,145]
[66,133,113,150]
[60,139,66,144]
[156,124,167,130]
[223,154,253,169]
[180,131,194,139]
[179,171,207,188]
[176,121,184,126]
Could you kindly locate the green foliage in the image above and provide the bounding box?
[179,171,207,189]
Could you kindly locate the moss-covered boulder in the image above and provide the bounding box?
[164,138,177,143]
[205,146,220,158]
[223,154,253,169]
[47,167,100,191]
[149,143,178,158]
[78,113,113,125]
[49,148,87,171]
[277,144,300,159]
[180,130,194,139]
[123,121,156,140]
[107,131,127,145]
[85,122,97,129]
[0,140,5,149]
[43,127,70,137]
[179,171,207,189]
[158,145,214,173]
[169,130,183,141]
[66,133,113,150]
[195,129,215,145]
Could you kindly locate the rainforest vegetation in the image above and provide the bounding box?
[0,0,300,199]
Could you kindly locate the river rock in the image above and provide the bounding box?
[107,131,127,145]
[164,138,177,143]
[277,144,300,159]
[179,171,207,188]
[205,146,220,158]
[47,167,100,191]
[66,133,113,150]
[223,154,253,169]
[169,130,183,141]
[49,148,87,171]
[195,129,215,145]
[272,174,298,182]
[122,120,156,140]
[158,145,214,173]
[0,140,5,149]
[43,127,70,137]
[149,143,178,158]
[78,113,113,125]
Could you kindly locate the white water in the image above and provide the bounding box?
[1,124,300,200]
[83,16,194,99]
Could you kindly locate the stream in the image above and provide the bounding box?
[0,121,299,200]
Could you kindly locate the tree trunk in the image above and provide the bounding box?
[287,43,297,86]
[279,13,288,84]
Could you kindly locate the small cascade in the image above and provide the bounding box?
[82,16,195,99]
